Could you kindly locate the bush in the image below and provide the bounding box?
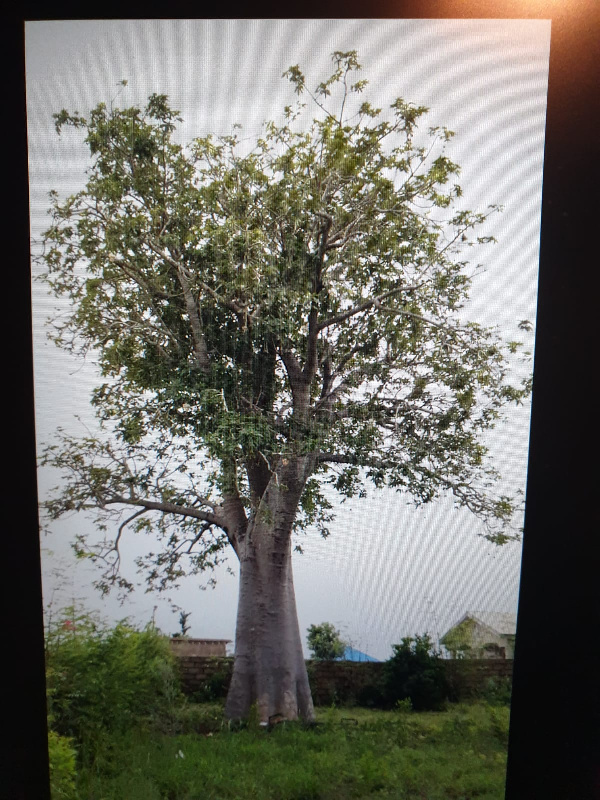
[191,664,231,703]
[479,676,512,706]
[394,697,413,713]
[47,729,77,799]
[45,606,183,764]
[382,634,449,711]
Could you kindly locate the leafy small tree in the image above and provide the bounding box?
[307,622,346,661]
[38,51,530,723]
[383,634,449,711]
[172,610,192,638]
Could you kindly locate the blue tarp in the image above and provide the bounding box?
[338,646,380,662]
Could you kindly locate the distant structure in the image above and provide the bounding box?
[440,611,516,659]
[169,638,231,657]
[337,646,380,663]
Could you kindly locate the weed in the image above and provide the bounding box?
[487,704,510,746]
[72,704,509,799]
[394,697,413,713]
[441,712,478,741]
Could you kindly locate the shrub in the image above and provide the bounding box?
[47,729,77,799]
[394,697,413,713]
[191,664,231,703]
[307,622,346,661]
[479,676,512,706]
[45,606,183,764]
[382,634,449,711]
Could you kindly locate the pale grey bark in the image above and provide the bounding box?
[225,456,316,723]
[225,534,315,722]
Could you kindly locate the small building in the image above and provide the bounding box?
[169,637,231,657]
[440,611,516,659]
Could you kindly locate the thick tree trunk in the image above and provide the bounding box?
[224,465,316,723]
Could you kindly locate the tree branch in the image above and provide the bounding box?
[111,508,148,572]
[145,242,211,373]
[316,283,424,332]
[106,494,224,528]
[279,347,304,391]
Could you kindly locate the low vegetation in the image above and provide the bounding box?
[45,607,182,796]
[73,703,510,799]
[45,610,511,799]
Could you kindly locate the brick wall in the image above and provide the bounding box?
[169,638,231,657]
[308,660,386,705]
[442,658,513,699]
[175,655,233,695]
[172,655,513,703]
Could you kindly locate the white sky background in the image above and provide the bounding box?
[26,19,550,659]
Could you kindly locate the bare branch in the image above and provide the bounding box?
[106,494,224,528]
[112,507,148,571]
[317,283,425,332]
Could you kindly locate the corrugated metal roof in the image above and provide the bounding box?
[337,646,380,662]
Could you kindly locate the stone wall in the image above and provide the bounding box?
[172,655,513,703]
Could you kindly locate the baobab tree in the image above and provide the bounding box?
[38,51,530,723]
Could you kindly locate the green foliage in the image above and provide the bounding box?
[383,634,449,711]
[72,703,510,799]
[173,702,225,735]
[45,606,183,765]
[486,703,510,746]
[394,697,413,713]
[47,729,78,799]
[441,711,478,741]
[479,676,512,706]
[38,49,531,598]
[440,617,476,658]
[191,665,231,703]
[307,622,346,661]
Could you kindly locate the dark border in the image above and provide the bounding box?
[8,4,600,798]
[6,13,50,800]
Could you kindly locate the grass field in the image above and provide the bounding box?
[75,702,510,799]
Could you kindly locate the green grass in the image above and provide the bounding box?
[75,702,510,799]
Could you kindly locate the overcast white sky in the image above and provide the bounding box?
[26,19,550,659]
